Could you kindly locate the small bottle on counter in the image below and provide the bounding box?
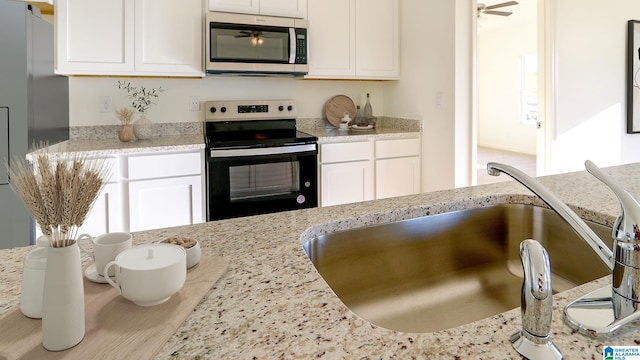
[354,105,365,126]
[363,93,373,121]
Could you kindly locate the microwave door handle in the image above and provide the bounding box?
[289,28,296,64]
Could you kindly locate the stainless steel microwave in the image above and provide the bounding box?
[205,12,309,76]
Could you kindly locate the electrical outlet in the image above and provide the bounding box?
[99,96,113,113]
[189,96,200,111]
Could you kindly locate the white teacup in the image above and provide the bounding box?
[79,232,132,277]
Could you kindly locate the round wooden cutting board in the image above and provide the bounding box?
[325,95,356,127]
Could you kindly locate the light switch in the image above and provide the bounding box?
[435,92,444,109]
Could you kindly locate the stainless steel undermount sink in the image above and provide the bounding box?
[303,204,612,333]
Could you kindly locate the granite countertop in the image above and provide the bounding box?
[40,134,206,156]
[2,162,640,358]
[303,126,420,142]
[43,126,418,157]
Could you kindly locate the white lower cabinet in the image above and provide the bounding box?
[77,182,123,236]
[319,140,374,207]
[321,161,374,207]
[375,137,421,199]
[319,136,421,207]
[128,175,203,232]
[74,150,204,236]
[376,157,420,200]
[125,151,204,232]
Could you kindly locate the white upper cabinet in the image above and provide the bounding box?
[134,0,203,75]
[259,0,307,18]
[354,0,399,79]
[56,0,204,77]
[306,0,399,80]
[307,0,355,78]
[209,0,306,18]
[55,0,134,74]
[208,0,259,15]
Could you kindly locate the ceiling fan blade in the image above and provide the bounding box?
[485,1,518,10]
[483,10,513,16]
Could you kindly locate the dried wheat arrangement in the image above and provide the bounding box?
[115,107,135,125]
[5,150,110,248]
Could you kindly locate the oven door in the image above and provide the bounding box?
[206,144,317,221]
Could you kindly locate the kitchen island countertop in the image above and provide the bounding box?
[2,161,639,358]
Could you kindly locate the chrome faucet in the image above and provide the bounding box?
[488,160,640,339]
[510,239,563,359]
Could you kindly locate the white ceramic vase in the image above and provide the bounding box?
[19,238,49,319]
[133,113,152,140]
[41,241,85,351]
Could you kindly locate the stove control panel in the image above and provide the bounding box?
[205,100,297,121]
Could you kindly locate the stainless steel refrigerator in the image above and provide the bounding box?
[0,1,69,249]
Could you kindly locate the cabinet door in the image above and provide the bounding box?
[56,0,135,75]
[129,175,204,232]
[376,157,420,200]
[135,0,203,76]
[321,161,373,207]
[77,183,123,236]
[260,0,307,18]
[209,0,259,14]
[354,0,399,79]
[306,0,355,77]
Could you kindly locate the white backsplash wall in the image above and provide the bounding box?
[68,76,385,127]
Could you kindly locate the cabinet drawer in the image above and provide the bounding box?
[127,152,202,180]
[320,141,373,163]
[375,138,420,159]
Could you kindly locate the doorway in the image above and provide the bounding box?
[475,0,540,184]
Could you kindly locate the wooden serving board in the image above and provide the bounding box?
[0,256,228,360]
[324,95,356,127]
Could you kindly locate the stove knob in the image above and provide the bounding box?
[287,105,294,111]
[296,195,306,204]
[221,107,227,113]
[209,107,217,113]
[278,105,284,111]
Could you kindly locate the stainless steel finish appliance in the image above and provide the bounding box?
[205,12,308,76]
[0,1,69,248]
[205,100,317,221]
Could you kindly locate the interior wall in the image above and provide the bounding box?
[551,0,640,173]
[68,76,385,126]
[454,0,475,188]
[477,15,537,155]
[383,0,460,192]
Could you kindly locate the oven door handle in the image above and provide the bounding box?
[210,144,316,158]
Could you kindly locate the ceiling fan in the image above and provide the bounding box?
[234,30,270,45]
[477,1,519,17]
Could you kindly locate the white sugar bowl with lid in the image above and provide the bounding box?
[104,244,186,306]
